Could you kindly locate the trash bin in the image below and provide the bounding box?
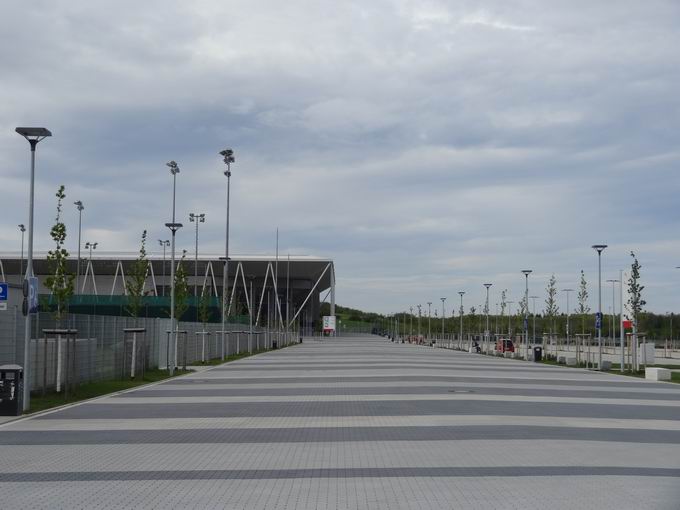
[272,341,278,350]
[0,365,23,416]
[533,346,543,363]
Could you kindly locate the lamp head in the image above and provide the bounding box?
[592,244,607,253]
[522,269,532,276]
[166,161,180,175]
[74,200,84,211]
[220,149,235,165]
[484,283,492,288]
[18,224,25,232]
[15,127,52,143]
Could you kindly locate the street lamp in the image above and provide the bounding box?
[440,297,446,344]
[427,301,432,340]
[458,292,465,350]
[18,224,25,283]
[84,241,98,263]
[530,296,539,348]
[592,244,608,370]
[73,201,84,296]
[189,213,206,298]
[158,240,170,296]
[166,160,182,376]
[606,279,619,349]
[16,126,51,411]
[561,289,574,358]
[220,148,235,359]
[522,270,532,358]
[483,284,492,353]
[417,304,422,339]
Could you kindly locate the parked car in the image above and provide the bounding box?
[495,338,515,352]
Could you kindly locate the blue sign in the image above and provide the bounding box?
[0,283,7,301]
[595,312,602,329]
[523,318,528,330]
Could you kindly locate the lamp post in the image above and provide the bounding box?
[427,301,432,340]
[458,292,465,350]
[409,306,413,337]
[220,149,235,359]
[417,304,422,340]
[158,240,170,296]
[188,213,206,298]
[530,296,539,348]
[522,270,532,358]
[439,298,446,344]
[165,161,182,376]
[16,126,51,411]
[606,279,619,350]
[18,224,26,284]
[73,201,84,296]
[84,242,98,263]
[592,245,607,370]
[561,289,574,358]
[483,284,492,353]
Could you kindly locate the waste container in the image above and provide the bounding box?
[533,346,543,363]
[0,365,23,416]
[272,341,278,350]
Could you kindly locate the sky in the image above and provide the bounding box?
[1,1,680,315]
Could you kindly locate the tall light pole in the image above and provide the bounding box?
[561,289,574,357]
[18,224,26,284]
[530,296,539,347]
[165,161,182,376]
[220,149,235,359]
[592,245,607,370]
[440,297,446,342]
[158,240,170,296]
[484,284,492,353]
[73,201,84,296]
[427,301,432,340]
[417,304,422,339]
[606,279,619,349]
[458,292,465,350]
[522,270,532,358]
[189,213,206,298]
[16,126,51,411]
[83,242,98,293]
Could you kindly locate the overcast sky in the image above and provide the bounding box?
[2,1,679,315]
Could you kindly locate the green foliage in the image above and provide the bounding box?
[198,288,213,324]
[126,230,148,318]
[500,289,507,317]
[577,270,590,334]
[544,273,559,334]
[173,253,190,321]
[627,251,646,331]
[44,185,74,322]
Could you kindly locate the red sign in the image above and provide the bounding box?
[623,320,632,330]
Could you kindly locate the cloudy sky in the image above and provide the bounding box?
[1,1,679,315]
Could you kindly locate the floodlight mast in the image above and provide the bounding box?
[16,126,52,411]
[189,213,206,298]
[220,149,235,360]
[74,201,84,295]
[166,160,181,376]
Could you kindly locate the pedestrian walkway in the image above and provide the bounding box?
[1,336,680,509]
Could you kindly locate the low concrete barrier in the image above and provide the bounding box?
[557,356,566,364]
[504,352,513,358]
[566,357,577,367]
[646,367,671,381]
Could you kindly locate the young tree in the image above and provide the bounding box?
[500,289,507,319]
[468,306,477,335]
[198,287,213,325]
[45,185,75,323]
[126,230,148,319]
[576,270,590,334]
[544,274,559,337]
[173,254,190,322]
[627,251,646,367]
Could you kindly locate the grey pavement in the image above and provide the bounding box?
[1,337,680,509]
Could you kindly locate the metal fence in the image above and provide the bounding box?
[0,308,298,392]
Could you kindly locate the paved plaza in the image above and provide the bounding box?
[1,336,680,509]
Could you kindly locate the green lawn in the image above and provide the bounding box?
[27,368,193,414]
[26,343,291,414]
